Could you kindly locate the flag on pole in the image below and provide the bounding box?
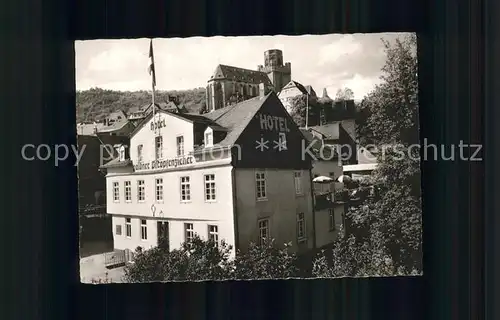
[148,39,156,87]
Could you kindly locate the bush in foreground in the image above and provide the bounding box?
[123,236,300,282]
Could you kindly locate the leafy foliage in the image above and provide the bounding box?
[232,240,298,280]
[313,34,422,277]
[123,236,299,282]
[76,87,206,123]
[356,34,418,146]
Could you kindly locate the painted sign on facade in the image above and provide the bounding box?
[150,118,167,131]
[257,113,291,132]
[134,156,194,171]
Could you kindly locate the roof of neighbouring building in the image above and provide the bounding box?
[281,80,309,95]
[280,80,317,97]
[299,128,338,160]
[209,64,273,86]
[308,123,341,140]
[76,123,106,136]
[98,119,132,133]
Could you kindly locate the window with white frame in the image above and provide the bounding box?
[329,209,336,231]
[124,181,131,202]
[204,174,216,201]
[155,178,163,202]
[180,176,191,201]
[137,180,145,202]
[125,218,131,237]
[140,219,147,240]
[278,132,287,150]
[176,136,184,156]
[119,147,125,161]
[297,212,306,240]
[205,131,213,147]
[258,219,269,246]
[113,182,119,202]
[255,171,267,200]
[294,171,302,195]
[208,225,219,244]
[185,223,194,242]
[115,224,122,235]
[155,136,163,159]
[137,144,143,163]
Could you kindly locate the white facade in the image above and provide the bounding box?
[279,85,304,113]
[105,111,236,255]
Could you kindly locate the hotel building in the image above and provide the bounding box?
[101,88,332,256]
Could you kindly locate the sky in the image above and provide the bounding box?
[75,33,412,101]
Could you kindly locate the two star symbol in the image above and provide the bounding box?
[255,137,287,152]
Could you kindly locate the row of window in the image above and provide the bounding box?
[113,170,306,204]
[115,213,316,247]
[129,135,186,163]
[116,218,220,243]
[113,174,216,203]
[133,132,215,164]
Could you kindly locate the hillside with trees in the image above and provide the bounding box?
[76,87,206,123]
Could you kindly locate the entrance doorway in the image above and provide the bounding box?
[157,221,169,250]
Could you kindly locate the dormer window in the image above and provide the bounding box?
[119,146,126,161]
[205,131,213,147]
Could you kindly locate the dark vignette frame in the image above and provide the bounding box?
[1,0,494,318]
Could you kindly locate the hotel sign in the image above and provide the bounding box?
[258,113,290,132]
[150,119,166,131]
[134,156,194,171]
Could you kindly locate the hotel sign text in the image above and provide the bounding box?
[150,119,166,131]
[134,156,194,171]
[258,113,290,132]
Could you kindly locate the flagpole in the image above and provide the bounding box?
[149,39,156,133]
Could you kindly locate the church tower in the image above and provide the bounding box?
[257,49,291,93]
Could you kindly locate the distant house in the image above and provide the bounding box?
[278,80,317,113]
[128,96,187,124]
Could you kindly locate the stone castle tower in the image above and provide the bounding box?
[257,49,292,93]
[205,49,291,112]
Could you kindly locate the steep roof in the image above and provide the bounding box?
[209,64,273,86]
[202,93,270,147]
[281,80,309,95]
[308,123,341,140]
[98,119,131,132]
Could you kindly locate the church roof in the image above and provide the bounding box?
[209,64,273,86]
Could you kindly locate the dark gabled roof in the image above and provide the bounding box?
[209,64,273,86]
[202,93,270,147]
